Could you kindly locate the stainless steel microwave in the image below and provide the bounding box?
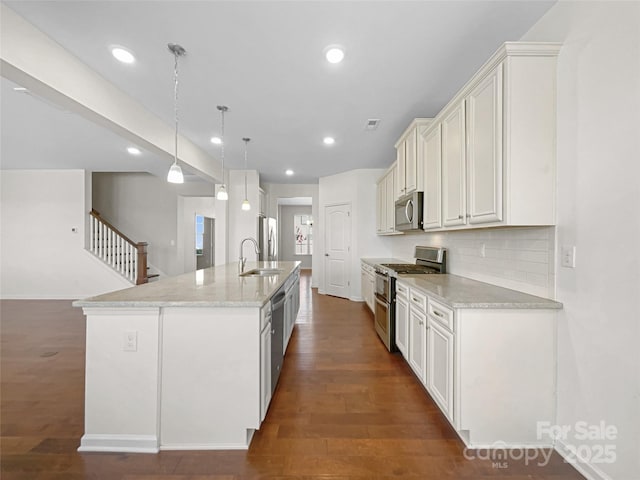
[395,192,423,231]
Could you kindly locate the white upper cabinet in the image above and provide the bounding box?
[466,63,503,225]
[375,162,402,235]
[395,119,432,199]
[420,42,560,231]
[422,124,442,230]
[442,102,467,227]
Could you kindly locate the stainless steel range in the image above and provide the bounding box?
[374,246,446,352]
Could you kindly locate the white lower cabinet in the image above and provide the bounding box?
[408,309,427,383]
[426,317,454,423]
[399,282,556,447]
[361,262,375,313]
[259,314,272,422]
[395,282,409,358]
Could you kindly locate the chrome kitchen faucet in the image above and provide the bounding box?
[239,237,260,273]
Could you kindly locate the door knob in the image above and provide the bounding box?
[324,253,329,256]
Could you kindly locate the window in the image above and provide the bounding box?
[294,214,313,255]
[195,214,204,255]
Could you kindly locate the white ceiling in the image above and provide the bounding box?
[1,0,555,185]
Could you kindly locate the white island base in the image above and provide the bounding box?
[75,262,301,453]
[78,306,262,453]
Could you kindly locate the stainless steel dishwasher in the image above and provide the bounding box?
[270,287,286,395]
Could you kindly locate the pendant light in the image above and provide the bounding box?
[215,105,229,200]
[241,137,251,211]
[167,43,186,184]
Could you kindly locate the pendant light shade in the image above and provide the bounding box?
[216,105,229,200]
[167,43,186,184]
[241,137,251,211]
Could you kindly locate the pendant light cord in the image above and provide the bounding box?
[173,51,179,165]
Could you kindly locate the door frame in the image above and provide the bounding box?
[322,201,352,299]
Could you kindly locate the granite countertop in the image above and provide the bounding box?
[396,274,562,310]
[73,261,301,308]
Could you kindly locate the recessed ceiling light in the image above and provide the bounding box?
[285,169,294,176]
[127,147,141,155]
[324,45,345,64]
[210,136,222,145]
[323,136,335,145]
[13,87,28,93]
[111,46,136,64]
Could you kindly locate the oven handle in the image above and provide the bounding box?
[374,294,388,308]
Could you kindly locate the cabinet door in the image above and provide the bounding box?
[423,124,442,230]
[395,294,409,359]
[385,170,395,232]
[408,309,427,384]
[361,267,367,303]
[396,143,406,199]
[442,102,467,227]
[260,322,272,422]
[427,319,454,423]
[376,179,385,234]
[467,64,503,224]
[405,128,417,193]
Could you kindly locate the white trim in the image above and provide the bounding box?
[554,439,613,480]
[78,434,159,453]
[81,307,160,316]
[160,443,249,451]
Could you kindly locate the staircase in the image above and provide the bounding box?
[88,209,156,285]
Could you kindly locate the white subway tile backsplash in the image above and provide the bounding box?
[389,226,556,298]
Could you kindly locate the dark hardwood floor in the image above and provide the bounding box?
[1,271,584,479]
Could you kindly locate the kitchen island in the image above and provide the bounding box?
[73,261,301,453]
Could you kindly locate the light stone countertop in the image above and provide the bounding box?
[73,261,301,308]
[396,274,562,309]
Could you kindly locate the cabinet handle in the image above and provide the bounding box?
[418,320,424,326]
[433,310,444,318]
[458,215,463,219]
[271,329,275,335]
[466,213,471,218]
[412,297,420,303]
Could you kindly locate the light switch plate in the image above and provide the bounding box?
[123,330,138,352]
[561,245,576,268]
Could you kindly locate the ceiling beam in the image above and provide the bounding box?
[0,4,221,183]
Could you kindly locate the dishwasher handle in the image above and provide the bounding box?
[271,290,286,310]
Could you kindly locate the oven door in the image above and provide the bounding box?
[374,293,391,350]
[375,271,389,300]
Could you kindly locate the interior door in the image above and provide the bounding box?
[324,203,351,298]
[196,216,215,270]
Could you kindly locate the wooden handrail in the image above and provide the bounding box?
[90,209,142,248]
[89,209,150,285]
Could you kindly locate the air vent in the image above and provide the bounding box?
[365,119,381,131]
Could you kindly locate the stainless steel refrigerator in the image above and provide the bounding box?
[257,215,277,261]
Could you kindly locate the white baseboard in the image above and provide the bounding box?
[78,434,159,453]
[160,443,249,451]
[554,440,613,480]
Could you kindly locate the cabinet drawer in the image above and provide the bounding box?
[409,288,427,313]
[396,281,409,299]
[261,304,272,331]
[428,299,454,331]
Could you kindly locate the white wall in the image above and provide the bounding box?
[318,169,391,300]
[92,172,214,277]
[263,183,320,286]
[278,205,312,268]
[228,170,260,266]
[0,170,131,298]
[389,227,555,298]
[521,3,640,479]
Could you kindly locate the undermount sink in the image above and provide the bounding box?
[239,268,283,277]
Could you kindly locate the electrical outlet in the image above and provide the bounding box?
[123,330,138,352]
[561,245,576,268]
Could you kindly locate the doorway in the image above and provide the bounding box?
[195,215,215,270]
[323,202,351,299]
